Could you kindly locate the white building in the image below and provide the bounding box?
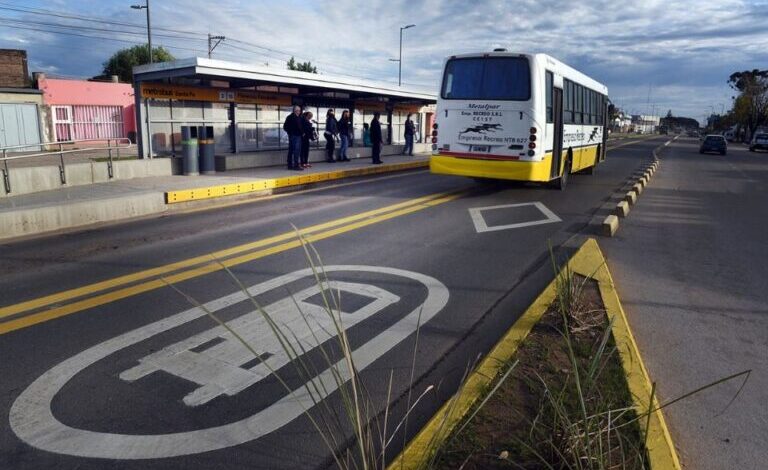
[632,114,660,134]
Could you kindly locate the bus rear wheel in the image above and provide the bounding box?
[552,160,571,190]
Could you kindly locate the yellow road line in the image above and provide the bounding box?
[0,188,458,322]
[171,169,430,216]
[606,135,660,151]
[0,191,467,335]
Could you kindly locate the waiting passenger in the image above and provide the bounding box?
[283,105,304,171]
[370,112,383,164]
[338,110,352,162]
[403,113,415,156]
[324,109,338,163]
[300,111,315,168]
[363,122,371,147]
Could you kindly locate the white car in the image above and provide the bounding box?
[749,133,768,152]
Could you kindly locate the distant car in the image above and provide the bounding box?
[749,133,768,152]
[723,130,735,142]
[700,135,727,155]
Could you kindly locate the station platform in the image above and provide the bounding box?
[0,154,429,241]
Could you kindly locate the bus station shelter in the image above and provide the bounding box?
[132,58,436,170]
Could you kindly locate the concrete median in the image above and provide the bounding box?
[0,192,167,241]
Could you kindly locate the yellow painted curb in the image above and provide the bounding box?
[165,160,428,203]
[388,239,680,470]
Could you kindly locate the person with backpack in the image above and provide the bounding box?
[283,105,304,171]
[370,112,383,164]
[300,111,315,168]
[324,109,338,163]
[403,113,415,156]
[337,110,352,161]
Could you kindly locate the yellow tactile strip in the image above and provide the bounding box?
[165,160,428,203]
[388,238,680,470]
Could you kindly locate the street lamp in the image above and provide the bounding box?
[389,24,415,86]
[131,0,152,64]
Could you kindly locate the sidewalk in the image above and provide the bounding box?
[0,154,429,241]
[599,138,768,469]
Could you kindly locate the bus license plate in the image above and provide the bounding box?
[470,145,489,153]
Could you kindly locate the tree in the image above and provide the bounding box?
[100,45,175,83]
[727,69,768,139]
[666,109,673,119]
[287,56,318,74]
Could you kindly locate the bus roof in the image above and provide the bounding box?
[445,52,608,95]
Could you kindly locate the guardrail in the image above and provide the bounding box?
[0,138,134,194]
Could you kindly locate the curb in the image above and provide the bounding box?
[165,160,428,204]
[387,239,681,470]
[595,136,675,237]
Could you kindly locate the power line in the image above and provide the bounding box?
[0,22,206,54]
[0,2,435,88]
[0,16,204,41]
[0,2,388,81]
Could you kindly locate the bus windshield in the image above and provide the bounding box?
[441,57,531,101]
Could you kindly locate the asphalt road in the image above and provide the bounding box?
[0,137,661,470]
[601,137,768,470]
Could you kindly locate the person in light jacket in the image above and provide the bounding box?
[324,109,338,163]
[370,112,383,164]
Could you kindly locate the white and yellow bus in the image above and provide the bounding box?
[430,51,609,189]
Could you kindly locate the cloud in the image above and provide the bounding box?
[0,0,765,121]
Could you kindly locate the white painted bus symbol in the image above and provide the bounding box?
[120,281,399,407]
[10,266,449,460]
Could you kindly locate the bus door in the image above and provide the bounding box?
[550,87,565,178]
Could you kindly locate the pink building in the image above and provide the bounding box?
[36,74,136,142]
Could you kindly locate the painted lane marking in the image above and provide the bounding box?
[120,281,399,407]
[469,202,561,233]
[0,188,457,322]
[9,266,449,460]
[0,190,466,335]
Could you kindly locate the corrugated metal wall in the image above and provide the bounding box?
[0,103,41,150]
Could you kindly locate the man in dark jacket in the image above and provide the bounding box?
[370,112,383,164]
[283,105,304,170]
[403,113,415,156]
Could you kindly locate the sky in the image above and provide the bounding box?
[1,0,767,124]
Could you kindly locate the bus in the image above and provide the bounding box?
[430,51,609,189]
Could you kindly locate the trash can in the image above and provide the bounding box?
[198,126,216,175]
[181,126,199,176]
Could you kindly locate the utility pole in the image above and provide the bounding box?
[389,24,415,86]
[208,34,226,59]
[131,0,152,63]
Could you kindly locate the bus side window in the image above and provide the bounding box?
[545,71,553,123]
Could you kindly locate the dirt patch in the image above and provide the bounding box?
[434,278,648,469]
